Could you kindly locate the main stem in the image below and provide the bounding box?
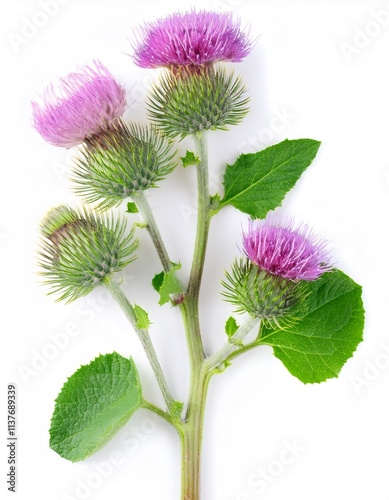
[180,366,211,500]
[179,132,212,499]
[103,276,176,413]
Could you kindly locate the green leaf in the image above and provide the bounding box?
[181,150,200,168]
[133,305,151,330]
[126,202,139,214]
[225,316,239,339]
[156,264,182,305]
[50,353,142,462]
[152,271,165,292]
[220,139,321,217]
[258,270,364,384]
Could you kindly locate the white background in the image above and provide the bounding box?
[1,0,389,499]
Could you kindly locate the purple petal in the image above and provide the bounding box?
[132,9,252,69]
[243,214,332,281]
[32,61,126,148]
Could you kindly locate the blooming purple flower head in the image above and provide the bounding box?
[32,61,126,148]
[243,214,332,281]
[132,9,252,69]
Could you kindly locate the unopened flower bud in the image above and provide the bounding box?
[222,259,304,328]
[148,69,249,139]
[72,122,176,210]
[38,205,138,302]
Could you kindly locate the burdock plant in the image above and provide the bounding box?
[33,8,364,500]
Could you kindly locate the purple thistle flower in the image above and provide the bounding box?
[243,215,332,281]
[132,9,252,69]
[32,61,127,148]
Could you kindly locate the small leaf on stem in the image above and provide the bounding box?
[225,316,239,339]
[170,401,185,419]
[126,202,139,214]
[152,271,165,292]
[181,150,201,168]
[156,264,182,305]
[210,193,222,211]
[134,304,151,330]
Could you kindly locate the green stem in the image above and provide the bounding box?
[132,189,184,305]
[127,132,219,498]
[206,317,260,372]
[132,190,172,273]
[181,131,211,407]
[103,276,176,414]
[178,132,213,499]
[178,318,260,498]
[187,132,211,298]
[142,400,182,429]
[180,366,212,500]
[181,131,211,409]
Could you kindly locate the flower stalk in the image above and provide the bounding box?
[102,275,177,414]
[206,316,261,371]
[187,132,211,298]
[132,189,173,273]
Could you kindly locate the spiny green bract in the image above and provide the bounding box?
[72,121,177,210]
[148,68,249,139]
[222,259,305,328]
[38,205,139,302]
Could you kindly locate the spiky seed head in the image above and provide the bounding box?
[32,61,126,148]
[71,121,177,210]
[38,205,139,302]
[132,9,252,70]
[222,259,305,328]
[147,69,249,139]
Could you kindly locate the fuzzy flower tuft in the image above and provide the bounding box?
[38,205,138,302]
[243,215,332,281]
[32,61,127,148]
[132,9,252,69]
